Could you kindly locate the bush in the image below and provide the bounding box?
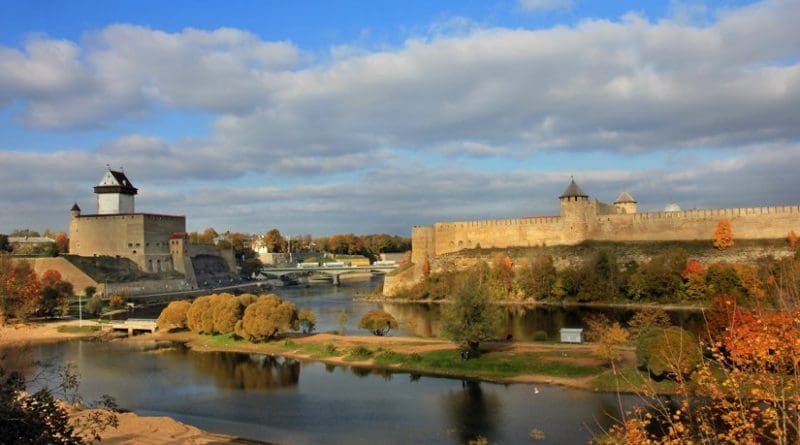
[213,293,255,335]
[441,268,503,357]
[357,309,399,336]
[186,295,216,334]
[108,294,126,310]
[84,294,104,317]
[626,307,672,340]
[298,308,317,334]
[235,294,299,342]
[532,330,548,341]
[636,326,702,380]
[156,300,192,332]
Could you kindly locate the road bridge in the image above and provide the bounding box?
[259,264,398,286]
[109,318,157,335]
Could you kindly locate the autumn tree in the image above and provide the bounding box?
[186,294,224,334]
[213,294,256,334]
[681,259,706,300]
[262,229,287,253]
[298,308,317,334]
[0,257,41,321]
[358,309,399,336]
[593,323,629,366]
[493,255,514,298]
[515,255,557,300]
[441,267,503,357]
[635,327,701,380]
[235,294,298,342]
[52,232,69,254]
[583,312,612,343]
[713,219,734,249]
[39,269,73,317]
[626,307,672,340]
[789,230,799,250]
[108,294,126,310]
[156,300,192,332]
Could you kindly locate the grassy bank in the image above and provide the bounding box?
[164,331,678,394]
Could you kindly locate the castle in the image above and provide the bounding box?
[410,179,800,266]
[69,169,237,289]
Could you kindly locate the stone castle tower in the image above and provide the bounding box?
[94,169,137,214]
[559,178,591,244]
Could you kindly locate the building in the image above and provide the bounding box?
[411,178,800,266]
[69,169,237,288]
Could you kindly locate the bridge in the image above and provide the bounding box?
[108,318,157,335]
[259,264,398,286]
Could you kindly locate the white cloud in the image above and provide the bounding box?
[518,0,574,13]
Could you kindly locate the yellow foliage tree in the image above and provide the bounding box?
[789,230,798,250]
[156,300,192,332]
[713,219,734,249]
[235,294,298,342]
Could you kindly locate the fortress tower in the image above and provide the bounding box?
[94,169,137,214]
[559,178,591,244]
[613,191,637,214]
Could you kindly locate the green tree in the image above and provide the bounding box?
[636,326,702,380]
[235,294,298,342]
[515,255,557,300]
[358,309,399,336]
[156,300,192,332]
[441,269,503,357]
[84,295,104,317]
[298,308,317,334]
[83,286,96,298]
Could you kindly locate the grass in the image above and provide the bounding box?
[57,325,100,333]
[206,333,245,346]
[593,366,680,393]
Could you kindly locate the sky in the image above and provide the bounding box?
[0,0,798,236]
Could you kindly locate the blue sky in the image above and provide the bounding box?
[0,0,798,235]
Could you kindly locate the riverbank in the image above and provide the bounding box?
[69,405,274,445]
[153,331,678,394]
[358,296,706,311]
[0,320,107,346]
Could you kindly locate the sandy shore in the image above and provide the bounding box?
[0,319,106,347]
[70,406,273,445]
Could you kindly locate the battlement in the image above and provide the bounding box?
[434,216,561,230]
[627,205,800,222]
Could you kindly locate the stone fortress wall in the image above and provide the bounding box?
[411,179,800,264]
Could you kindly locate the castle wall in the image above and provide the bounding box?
[594,206,800,242]
[432,216,564,256]
[70,213,185,272]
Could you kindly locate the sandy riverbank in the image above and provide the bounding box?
[70,406,273,445]
[0,320,106,346]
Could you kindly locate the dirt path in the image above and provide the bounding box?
[0,320,104,346]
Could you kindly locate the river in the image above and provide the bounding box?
[10,276,699,444]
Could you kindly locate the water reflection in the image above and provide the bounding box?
[442,381,501,444]
[180,349,300,390]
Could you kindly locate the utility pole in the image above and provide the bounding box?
[78,293,83,327]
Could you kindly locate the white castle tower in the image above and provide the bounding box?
[94,169,138,214]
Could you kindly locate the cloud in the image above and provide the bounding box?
[518,0,574,13]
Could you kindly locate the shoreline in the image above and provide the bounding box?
[358,296,706,311]
[153,331,671,395]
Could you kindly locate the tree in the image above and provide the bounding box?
[681,259,707,300]
[494,255,514,298]
[213,294,256,334]
[789,230,799,250]
[635,326,701,380]
[0,258,41,321]
[358,309,399,336]
[39,269,73,317]
[83,286,96,298]
[626,307,672,340]
[713,219,734,249]
[235,294,298,342]
[583,312,612,342]
[108,294,126,310]
[515,255,557,300]
[593,322,629,365]
[84,295,103,317]
[186,294,226,334]
[9,229,40,237]
[441,269,503,357]
[52,232,69,254]
[262,228,287,253]
[156,300,192,332]
[626,251,686,302]
[298,308,317,334]
[0,235,9,253]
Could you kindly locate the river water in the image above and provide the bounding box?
[10,276,699,444]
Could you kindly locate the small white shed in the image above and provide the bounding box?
[559,328,584,344]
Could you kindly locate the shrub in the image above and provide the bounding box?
[441,268,503,357]
[156,300,192,332]
[213,293,255,335]
[298,308,317,334]
[236,294,299,342]
[636,326,702,380]
[186,295,222,334]
[84,294,104,316]
[357,309,399,336]
[532,330,548,341]
[626,307,671,340]
[108,294,126,310]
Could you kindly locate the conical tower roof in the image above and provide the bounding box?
[559,178,588,199]
[70,202,81,211]
[614,191,636,204]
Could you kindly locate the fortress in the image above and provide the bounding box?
[410,179,800,266]
[68,169,237,291]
